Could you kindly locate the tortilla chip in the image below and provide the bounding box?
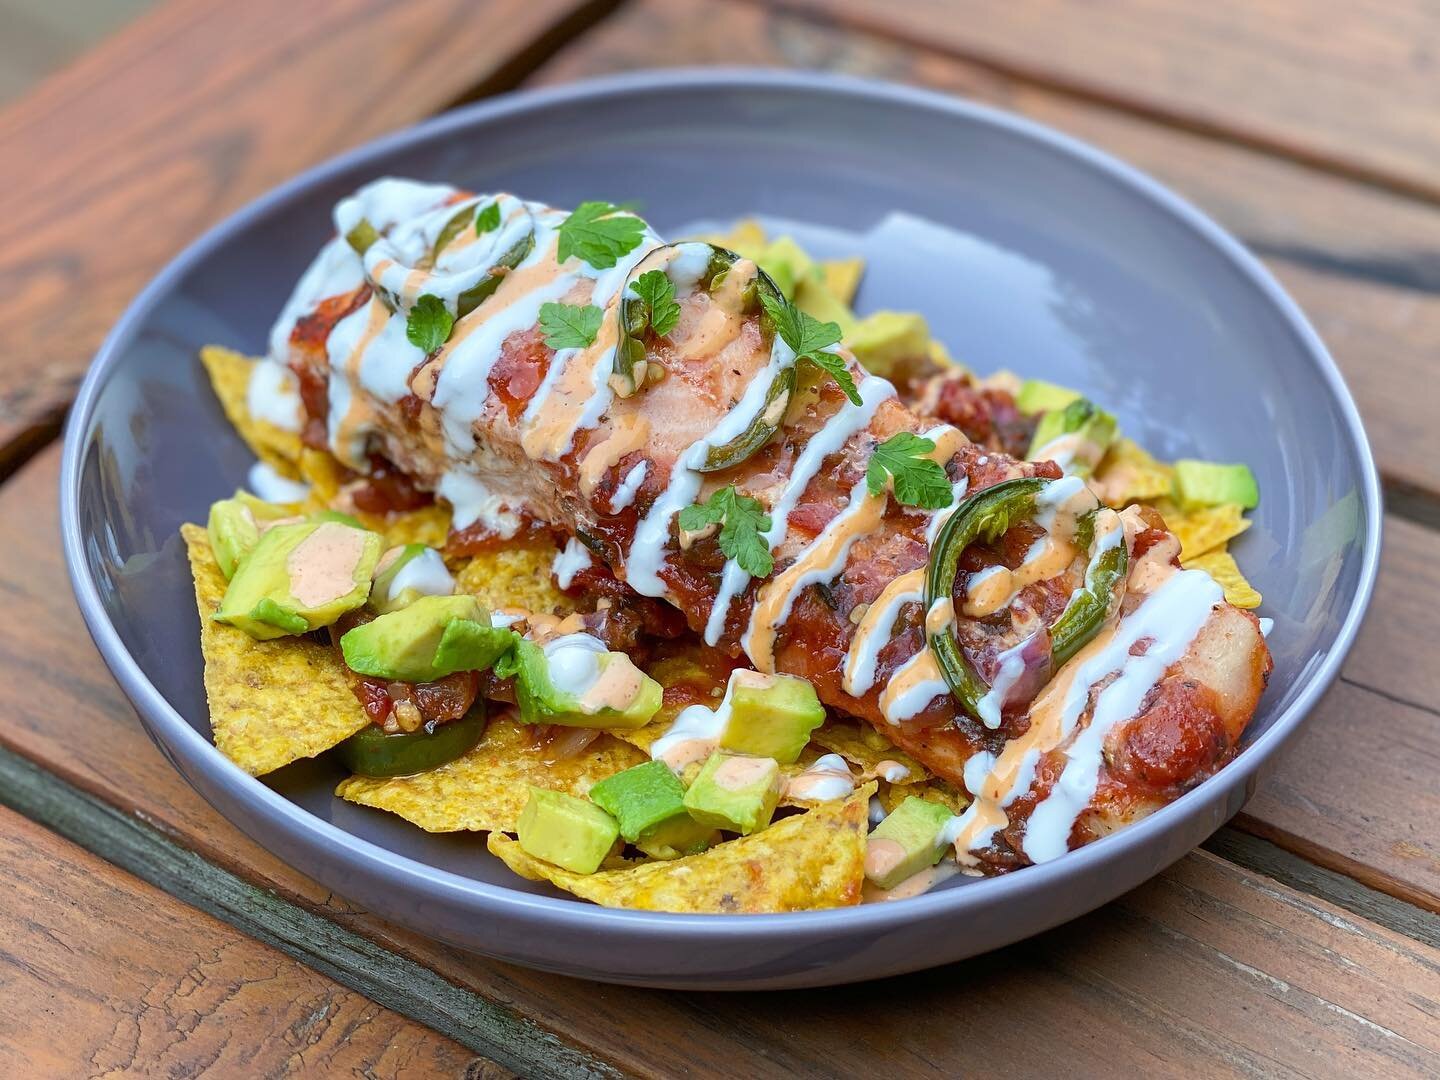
[877,777,970,815]
[452,537,570,615]
[821,258,865,305]
[488,783,874,913]
[1162,501,1252,560]
[1184,550,1263,609]
[810,718,930,784]
[697,218,767,261]
[335,715,646,833]
[296,448,347,506]
[200,346,303,474]
[1093,437,1173,508]
[181,524,366,776]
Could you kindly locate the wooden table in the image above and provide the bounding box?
[2,1,1437,1075]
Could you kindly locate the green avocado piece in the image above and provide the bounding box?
[682,752,782,836]
[1015,378,1082,416]
[496,637,662,729]
[207,491,296,580]
[370,543,455,614]
[1027,398,1118,477]
[718,670,825,764]
[846,311,931,379]
[634,815,720,860]
[756,235,817,299]
[865,796,955,890]
[516,787,619,874]
[1172,459,1260,510]
[214,520,383,640]
[792,276,857,337]
[335,704,487,777]
[588,760,689,843]
[310,509,365,528]
[340,594,515,683]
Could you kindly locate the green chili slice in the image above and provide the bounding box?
[345,218,379,256]
[336,702,487,778]
[698,365,796,473]
[925,478,1048,719]
[455,230,535,318]
[924,478,1128,722]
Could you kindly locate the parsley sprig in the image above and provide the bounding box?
[678,486,774,578]
[539,302,603,350]
[757,291,860,405]
[866,432,954,510]
[406,294,454,353]
[630,269,681,338]
[475,201,501,233]
[557,201,646,269]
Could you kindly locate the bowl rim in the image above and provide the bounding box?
[60,66,1383,940]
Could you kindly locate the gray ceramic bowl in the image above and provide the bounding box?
[61,69,1381,989]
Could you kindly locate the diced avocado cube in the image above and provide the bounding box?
[497,636,662,729]
[340,594,516,682]
[207,491,295,580]
[682,752,782,835]
[865,796,955,890]
[635,815,720,860]
[371,543,456,614]
[1015,378,1082,416]
[516,788,619,875]
[588,760,689,843]
[756,235,817,299]
[718,670,825,764]
[1026,398,1118,477]
[1173,460,1259,510]
[846,311,931,379]
[819,257,865,306]
[214,520,383,640]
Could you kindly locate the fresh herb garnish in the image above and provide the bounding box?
[757,290,860,405]
[631,269,681,338]
[406,294,454,353]
[539,302,604,350]
[678,486,774,578]
[866,432,954,510]
[475,201,501,233]
[557,201,647,268]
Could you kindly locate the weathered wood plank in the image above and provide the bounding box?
[0,803,492,1078]
[5,740,1438,1080]
[0,0,617,475]
[766,0,1440,204]
[4,437,1438,1073]
[535,0,1440,500]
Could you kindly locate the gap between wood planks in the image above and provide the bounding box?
[0,745,622,1080]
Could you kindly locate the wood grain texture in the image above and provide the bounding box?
[535,0,1440,499]
[0,805,491,1078]
[0,0,616,475]
[766,0,1440,204]
[3,439,1438,1075]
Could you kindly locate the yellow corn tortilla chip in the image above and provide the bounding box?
[336,715,646,833]
[821,258,865,305]
[1162,501,1252,560]
[877,777,970,816]
[1184,550,1263,609]
[1093,437,1173,508]
[452,537,570,615]
[488,783,874,913]
[810,718,930,784]
[200,346,303,475]
[696,218,767,261]
[181,524,367,776]
[297,447,347,506]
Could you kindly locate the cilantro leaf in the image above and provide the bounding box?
[678,486,773,578]
[631,269,681,338]
[539,302,603,350]
[406,294,454,353]
[757,290,860,405]
[557,201,647,268]
[475,201,501,233]
[866,432,954,510]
